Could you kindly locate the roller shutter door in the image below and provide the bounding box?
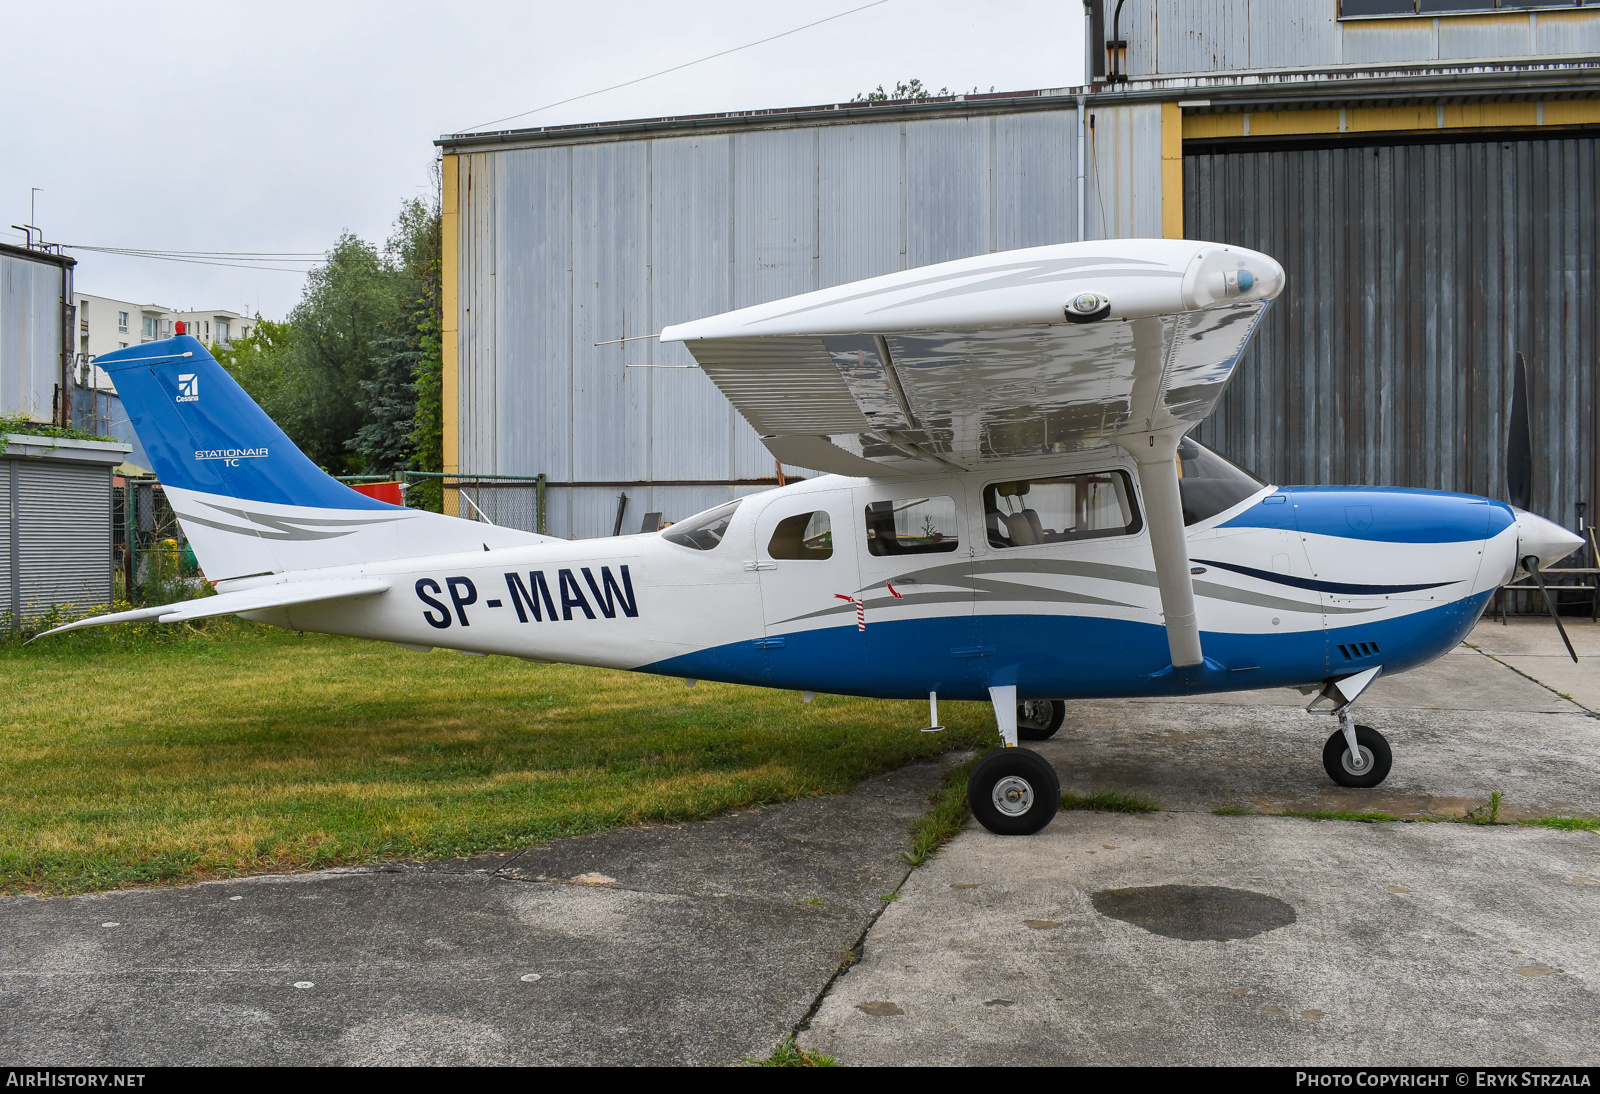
[1,462,12,617]
[1186,134,1599,530]
[14,461,113,621]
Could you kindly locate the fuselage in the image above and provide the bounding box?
[228,450,1533,703]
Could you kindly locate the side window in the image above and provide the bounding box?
[768,511,833,560]
[983,471,1142,548]
[662,499,741,551]
[864,496,960,556]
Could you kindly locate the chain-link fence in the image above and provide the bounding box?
[114,478,204,605]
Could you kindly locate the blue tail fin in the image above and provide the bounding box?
[93,334,394,511]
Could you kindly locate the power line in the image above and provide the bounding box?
[460,0,890,133]
[62,244,321,274]
[78,247,327,258]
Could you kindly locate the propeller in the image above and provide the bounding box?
[1507,352,1532,511]
[1506,351,1578,663]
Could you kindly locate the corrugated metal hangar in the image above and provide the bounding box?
[438,0,1600,542]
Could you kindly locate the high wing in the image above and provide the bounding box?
[660,238,1283,477]
[29,577,391,640]
[661,238,1286,680]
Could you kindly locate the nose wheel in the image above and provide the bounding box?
[968,748,1061,835]
[1322,724,1392,788]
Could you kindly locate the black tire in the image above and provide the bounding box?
[968,748,1062,835]
[1016,699,1067,741]
[1322,725,1392,788]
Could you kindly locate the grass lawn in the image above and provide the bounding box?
[1,622,994,896]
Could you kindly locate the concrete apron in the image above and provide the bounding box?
[0,762,954,1067]
[801,619,1600,1065]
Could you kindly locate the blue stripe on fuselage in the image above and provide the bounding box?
[1191,558,1453,596]
[1221,486,1513,543]
[640,591,1494,701]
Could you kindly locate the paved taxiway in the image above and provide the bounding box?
[801,619,1600,1065]
[4,619,1596,1065]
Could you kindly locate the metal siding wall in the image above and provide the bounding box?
[1439,17,1534,60]
[1246,0,1339,71]
[651,134,736,482]
[906,117,991,266]
[732,127,821,476]
[491,148,573,481]
[14,462,111,619]
[1085,104,1164,239]
[572,141,650,484]
[1187,136,1599,533]
[1124,0,1582,75]
[992,112,1079,251]
[0,253,61,421]
[458,106,1108,538]
[818,122,905,285]
[1155,0,1250,75]
[1538,12,1600,55]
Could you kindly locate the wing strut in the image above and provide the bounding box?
[1119,430,1204,670]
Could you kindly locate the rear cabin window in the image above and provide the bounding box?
[768,511,833,560]
[983,471,1142,548]
[864,496,960,556]
[1177,438,1265,525]
[662,499,741,551]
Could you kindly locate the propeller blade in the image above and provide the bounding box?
[1525,556,1579,664]
[1507,352,1533,511]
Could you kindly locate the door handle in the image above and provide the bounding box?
[743,561,777,571]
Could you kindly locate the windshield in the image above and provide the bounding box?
[662,499,742,551]
[1177,438,1266,525]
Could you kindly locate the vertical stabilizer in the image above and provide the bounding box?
[94,335,545,580]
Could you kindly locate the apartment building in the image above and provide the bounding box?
[76,292,251,376]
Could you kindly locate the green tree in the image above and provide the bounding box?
[215,184,443,501]
[291,233,403,474]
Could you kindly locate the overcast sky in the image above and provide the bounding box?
[3,1,1085,320]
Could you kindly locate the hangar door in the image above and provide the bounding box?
[1185,133,1599,533]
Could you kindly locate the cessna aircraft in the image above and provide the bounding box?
[41,238,1582,836]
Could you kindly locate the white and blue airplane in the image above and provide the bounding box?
[41,238,1582,836]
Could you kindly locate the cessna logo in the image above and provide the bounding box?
[176,374,199,402]
[415,567,638,629]
[195,447,268,468]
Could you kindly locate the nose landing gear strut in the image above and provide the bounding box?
[1308,666,1392,788]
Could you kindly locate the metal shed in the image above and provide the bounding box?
[1,243,74,427]
[2,433,131,627]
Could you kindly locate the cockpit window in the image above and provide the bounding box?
[864,496,960,556]
[983,471,1142,548]
[768,511,834,560]
[662,499,741,551]
[1177,438,1266,525]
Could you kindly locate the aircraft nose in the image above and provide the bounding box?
[1513,508,1585,572]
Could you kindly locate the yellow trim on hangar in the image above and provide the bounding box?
[1162,101,1184,239]
[1184,100,1600,143]
[440,153,460,492]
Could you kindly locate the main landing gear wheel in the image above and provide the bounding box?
[1016,699,1067,741]
[1322,725,1393,789]
[968,748,1061,835]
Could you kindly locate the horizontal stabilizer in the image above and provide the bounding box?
[29,577,391,641]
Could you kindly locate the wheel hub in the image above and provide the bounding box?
[992,775,1035,816]
[1019,700,1050,727]
[1341,745,1373,776]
